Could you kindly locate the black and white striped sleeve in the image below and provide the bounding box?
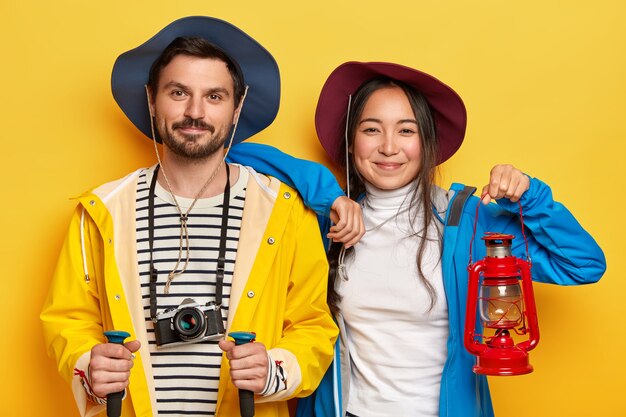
[259,353,288,396]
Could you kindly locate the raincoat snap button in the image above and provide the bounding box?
[267,237,275,245]
[89,200,96,206]
[115,294,121,301]
[108,238,112,244]
[283,192,291,199]
[247,291,255,298]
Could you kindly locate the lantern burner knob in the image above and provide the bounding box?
[487,329,515,348]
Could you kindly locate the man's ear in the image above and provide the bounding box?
[145,85,155,117]
[232,100,243,125]
[232,87,249,125]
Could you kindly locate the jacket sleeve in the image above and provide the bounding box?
[479,177,606,285]
[259,195,339,402]
[226,142,344,217]
[40,205,107,417]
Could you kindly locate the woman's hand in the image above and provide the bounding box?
[327,196,365,248]
[481,164,530,205]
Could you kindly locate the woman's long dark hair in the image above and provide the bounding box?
[327,76,440,314]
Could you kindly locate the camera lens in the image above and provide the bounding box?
[173,307,206,340]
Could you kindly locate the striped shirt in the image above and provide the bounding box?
[136,164,247,416]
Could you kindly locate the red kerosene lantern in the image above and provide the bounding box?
[464,232,540,376]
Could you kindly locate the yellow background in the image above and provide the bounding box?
[1,1,624,416]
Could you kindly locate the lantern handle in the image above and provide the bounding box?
[468,198,531,267]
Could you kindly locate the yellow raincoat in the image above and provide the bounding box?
[41,167,338,417]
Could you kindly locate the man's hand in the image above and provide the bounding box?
[481,164,530,205]
[89,340,140,398]
[327,196,365,248]
[219,339,269,393]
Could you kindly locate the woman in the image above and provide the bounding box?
[284,62,607,417]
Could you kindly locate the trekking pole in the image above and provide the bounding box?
[103,331,131,417]
[228,332,257,417]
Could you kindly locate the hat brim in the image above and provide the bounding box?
[315,61,466,166]
[111,16,280,145]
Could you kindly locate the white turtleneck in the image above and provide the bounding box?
[337,182,449,417]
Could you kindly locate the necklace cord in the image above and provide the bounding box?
[144,85,247,311]
[148,164,231,318]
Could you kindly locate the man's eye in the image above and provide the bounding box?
[208,94,221,100]
[171,90,186,97]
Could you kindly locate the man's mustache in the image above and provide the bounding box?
[172,118,215,133]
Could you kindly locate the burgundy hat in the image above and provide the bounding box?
[315,61,467,166]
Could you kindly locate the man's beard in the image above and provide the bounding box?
[159,117,231,159]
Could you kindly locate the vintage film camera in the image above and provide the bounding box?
[154,298,225,347]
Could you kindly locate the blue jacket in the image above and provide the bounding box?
[228,142,606,417]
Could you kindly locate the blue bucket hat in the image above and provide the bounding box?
[111,16,280,145]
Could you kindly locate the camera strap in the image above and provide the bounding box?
[147,163,231,321]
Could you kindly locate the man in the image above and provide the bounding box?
[41,16,341,417]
